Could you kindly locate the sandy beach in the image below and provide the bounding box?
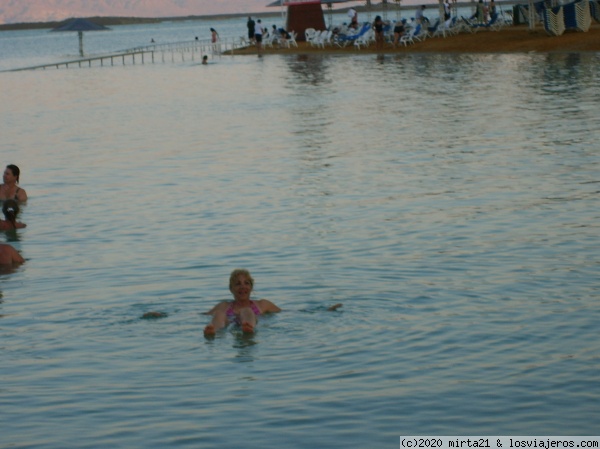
[229,23,600,54]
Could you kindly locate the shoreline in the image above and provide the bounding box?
[227,24,600,55]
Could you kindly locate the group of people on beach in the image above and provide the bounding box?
[246,17,292,55]
[0,164,27,265]
[470,0,496,23]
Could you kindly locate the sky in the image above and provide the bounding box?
[0,0,280,25]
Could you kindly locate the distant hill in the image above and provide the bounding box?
[0,0,270,25]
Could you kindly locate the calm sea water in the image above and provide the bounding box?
[1,16,599,449]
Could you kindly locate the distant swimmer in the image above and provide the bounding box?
[203,268,281,336]
[0,243,24,265]
[0,164,27,202]
[0,199,26,230]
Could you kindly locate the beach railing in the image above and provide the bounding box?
[5,37,247,72]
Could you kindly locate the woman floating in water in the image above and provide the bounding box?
[203,268,281,336]
[0,200,26,230]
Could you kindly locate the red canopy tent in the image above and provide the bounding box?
[267,0,357,41]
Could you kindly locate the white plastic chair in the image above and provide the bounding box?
[400,27,417,45]
[310,30,323,46]
[288,31,298,47]
[318,30,333,48]
[353,29,372,49]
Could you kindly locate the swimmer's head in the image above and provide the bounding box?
[5,164,20,183]
[229,268,254,291]
[2,199,19,220]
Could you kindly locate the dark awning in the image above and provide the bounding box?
[51,18,110,32]
[267,0,357,7]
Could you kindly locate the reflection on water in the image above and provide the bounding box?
[1,27,599,447]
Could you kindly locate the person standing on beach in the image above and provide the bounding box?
[476,0,485,23]
[444,0,451,20]
[210,28,219,43]
[373,16,385,51]
[247,16,256,44]
[348,8,358,29]
[254,19,264,55]
[415,5,427,24]
[393,19,406,47]
[210,27,220,54]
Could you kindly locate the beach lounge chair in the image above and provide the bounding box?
[288,31,299,47]
[334,22,371,47]
[543,5,566,35]
[434,17,459,37]
[426,19,441,37]
[563,0,592,31]
[461,14,501,31]
[460,16,478,32]
[590,0,600,22]
[400,24,423,45]
[305,28,316,43]
[488,13,504,30]
[353,29,373,49]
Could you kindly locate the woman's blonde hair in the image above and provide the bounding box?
[229,269,254,291]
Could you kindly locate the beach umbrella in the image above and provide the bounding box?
[51,18,110,57]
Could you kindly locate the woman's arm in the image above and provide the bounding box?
[203,301,229,336]
[202,301,229,315]
[17,188,27,202]
[257,299,281,313]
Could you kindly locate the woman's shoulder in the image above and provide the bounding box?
[16,188,27,201]
[255,298,281,313]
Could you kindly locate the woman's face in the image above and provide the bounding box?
[3,168,16,184]
[231,275,253,301]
